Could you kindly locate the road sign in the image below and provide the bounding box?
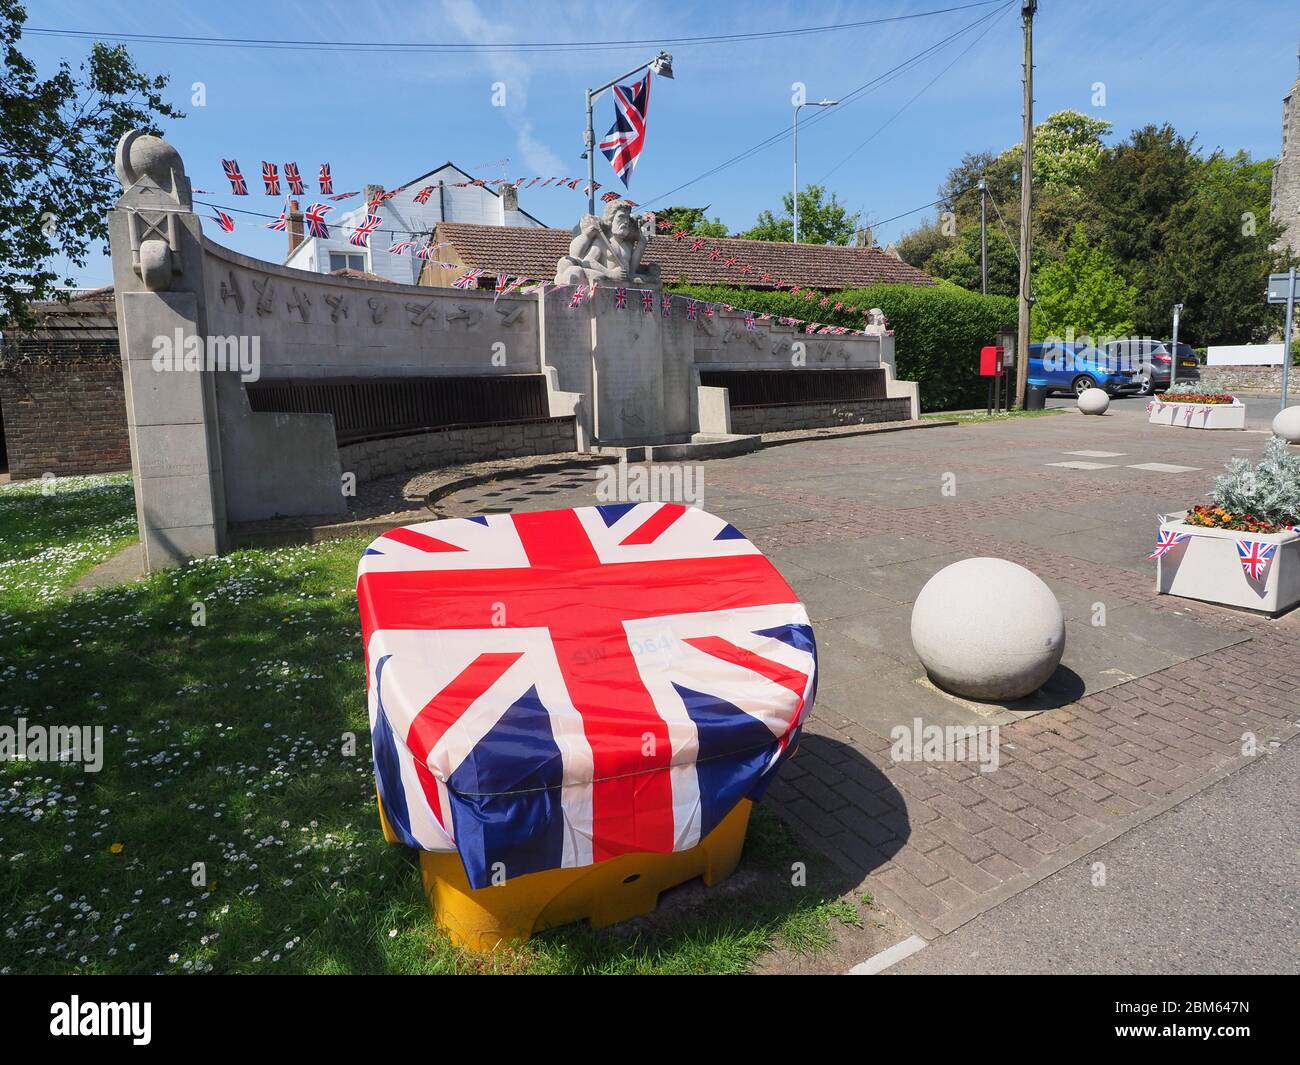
[1268,272,1297,304]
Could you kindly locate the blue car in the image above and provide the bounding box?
[1028,341,1142,398]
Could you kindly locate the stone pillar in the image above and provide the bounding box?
[108,131,227,570]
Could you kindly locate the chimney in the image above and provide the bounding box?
[363,183,383,209]
[499,183,518,223]
[287,199,304,255]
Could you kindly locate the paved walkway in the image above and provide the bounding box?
[437,398,1300,941]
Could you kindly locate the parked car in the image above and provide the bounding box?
[1027,341,1144,397]
[1098,339,1201,395]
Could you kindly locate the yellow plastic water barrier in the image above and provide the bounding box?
[379,793,753,952]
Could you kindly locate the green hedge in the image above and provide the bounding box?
[669,280,1017,412]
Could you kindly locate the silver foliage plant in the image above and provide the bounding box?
[1209,438,1300,526]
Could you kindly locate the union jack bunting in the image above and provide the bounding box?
[265,199,289,231]
[388,241,417,255]
[413,186,436,204]
[356,504,816,886]
[453,268,484,290]
[328,191,359,201]
[641,290,654,313]
[599,70,651,187]
[1147,527,1190,560]
[222,159,247,195]
[569,285,587,308]
[415,243,437,260]
[495,272,525,303]
[303,202,332,238]
[673,229,687,241]
[686,299,697,321]
[613,286,627,309]
[261,161,280,195]
[350,213,381,247]
[566,178,581,189]
[691,239,704,252]
[740,264,753,275]
[210,209,235,233]
[708,248,721,261]
[661,294,673,317]
[318,163,333,194]
[1236,540,1277,582]
[724,256,738,267]
[745,312,756,332]
[657,219,673,231]
[284,162,305,195]
[760,272,771,283]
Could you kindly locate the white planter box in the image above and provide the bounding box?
[1155,512,1300,615]
[1147,398,1245,430]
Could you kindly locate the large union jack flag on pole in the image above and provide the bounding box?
[356,504,817,888]
[599,70,651,187]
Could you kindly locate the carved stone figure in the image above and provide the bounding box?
[555,200,659,287]
[114,131,193,292]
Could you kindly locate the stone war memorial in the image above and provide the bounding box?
[108,130,920,571]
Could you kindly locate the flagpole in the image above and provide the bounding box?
[584,52,673,216]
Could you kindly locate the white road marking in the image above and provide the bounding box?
[847,934,928,975]
[1065,450,1127,457]
[1126,462,1202,473]
[1045,461,1118,470]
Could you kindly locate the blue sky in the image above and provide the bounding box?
[24,0,1300,287]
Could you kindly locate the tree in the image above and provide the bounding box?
[1027,109,1111,190]
[927,226,1019,298]
[895,218,952,272]
[652,205,728,238]
[0,0,182,330]
[744,184,859,245]
[1031,224,1136,340]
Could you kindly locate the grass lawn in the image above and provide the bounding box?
[923,407,1066,424]
[0,475,858,974]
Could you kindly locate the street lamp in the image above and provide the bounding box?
[793,97,837,244]
[584,52,673,216]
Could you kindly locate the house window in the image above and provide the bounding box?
[328,252,367,273]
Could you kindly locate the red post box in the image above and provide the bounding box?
[979,345,1004,377]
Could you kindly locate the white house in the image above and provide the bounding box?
[282,162,546,284]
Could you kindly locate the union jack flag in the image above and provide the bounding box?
[686,299,697,321]
[740,263,753,275]
[222,159,247,195]
[641,290,654,313]
[614,286,627,309]
[724,256,738,267]
[318,163,333,194]
[414,186,436,204]
[691,239,704,252]
[661,293,672,317]
[1236,539,1277,581]
[495,272,523,303]
[329,191,359,201]
[303,202,332,238]
[415,243,437,261]
[454,268,484,290]
[262,161,280,195]
[1147,527,1190,560]
[389,240,416,255]
[209,209,235,233]
[745,312,756,332]
[569,285,587,308]
[356,504,816,886]
[284,162,305,195]
[350,213,381,247]
[599,70,651,187]
[708,248,721,261]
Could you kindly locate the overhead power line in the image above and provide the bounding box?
[638,2,1012,209]
[26,2,1006,54]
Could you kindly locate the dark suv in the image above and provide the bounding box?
[1099,339,1201,396]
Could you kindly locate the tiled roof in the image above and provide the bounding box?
[433,222,934,290]
[329,267,396,284]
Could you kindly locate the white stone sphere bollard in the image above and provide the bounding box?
[910,558,1065,701]
[1077,387,1110,415]
[1273,405,1300,444]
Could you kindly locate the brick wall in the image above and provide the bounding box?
[728,397,912,434]
[0,358,129,480]
[338,417,577,483]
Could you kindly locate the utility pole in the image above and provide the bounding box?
[978,177,988,296]
[1014,0,1036,407]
